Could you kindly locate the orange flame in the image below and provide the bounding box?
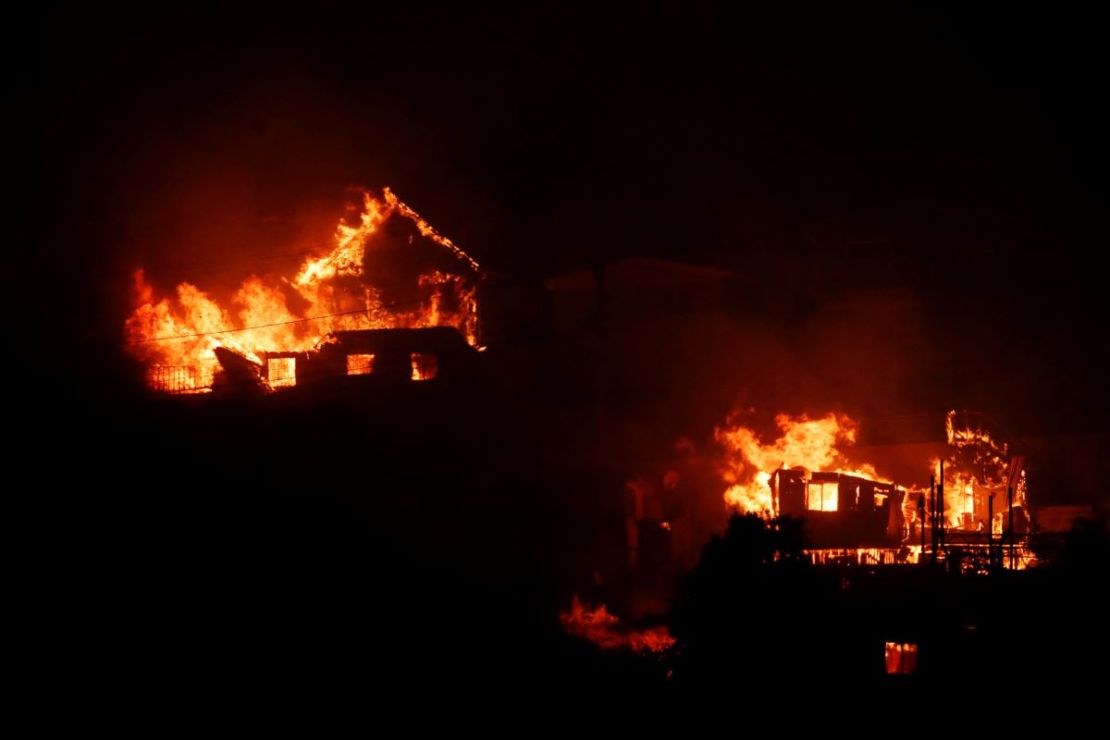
[125,188,480,392]
[937,411,1028,531]
[715,413,882,515]
[559,596,674,653]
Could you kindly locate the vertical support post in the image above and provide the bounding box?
[988,492,995,572]
[929,475,937,564]
[938,460,945,563]
[919,491,926,560]
[1008,484,1015,570]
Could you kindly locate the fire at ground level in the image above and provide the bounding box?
[66,368,1108,713]
[107,194,1106,707]
[123,292,1095,696]
[614,408,1041,624]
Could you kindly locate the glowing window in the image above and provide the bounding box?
[267,357,296,388]
[884,642,918,674]
[411,353,438,381]
[347,353,375,375]
[806,481,838,511]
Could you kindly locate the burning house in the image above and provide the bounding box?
[620,409,1035,587]
[261,326,477,386]
[123,187,1043,670]
[206,326,480,394]
[125,187,482,394]
[771,469,903,548]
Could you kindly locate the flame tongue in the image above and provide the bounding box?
[125,188,480,392]
[716,413,882,515]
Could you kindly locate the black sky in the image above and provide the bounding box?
[15,7,1110,711]
[14,1,1110,429]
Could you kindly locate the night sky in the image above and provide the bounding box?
[13,3,1110,716]
[16,2,1110,430]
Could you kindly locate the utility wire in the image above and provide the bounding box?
[130,309,371,344]
[130,191,481,346]
[130,296,466,344]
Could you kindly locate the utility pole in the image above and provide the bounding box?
[919,490,926,559]
[988,492,995,572]
[1008,485,1015,570]
[930,474,937,564]
[938,460,945,565]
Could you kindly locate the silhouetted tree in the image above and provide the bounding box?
[668,513,855,697]
[1060,517,1110,573]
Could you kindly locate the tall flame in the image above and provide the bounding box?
[716,413,880,515]
[125,188,480,392]
[934,410,1027,530]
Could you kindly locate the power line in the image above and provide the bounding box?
[130,297,465,344]
[129,309,371,344]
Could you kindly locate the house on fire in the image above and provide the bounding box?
[772,469,904,548]
[213,326,479,392]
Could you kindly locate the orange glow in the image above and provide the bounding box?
[884,642,918,674]
[716,413,882,515]
[805,480,839,511]
[410,353,438,381]
[930,455,979,528]
[559,596,675,653]
[346,353,375,376]
[125,188,480,393]
[267,357,296,388]
[807,547,921,566]
[938,410,1030,531]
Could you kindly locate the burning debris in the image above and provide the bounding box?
[912,411,1033,570]
[125,188,481,393]
[559,596,674,654]
[939,410,1029,534]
